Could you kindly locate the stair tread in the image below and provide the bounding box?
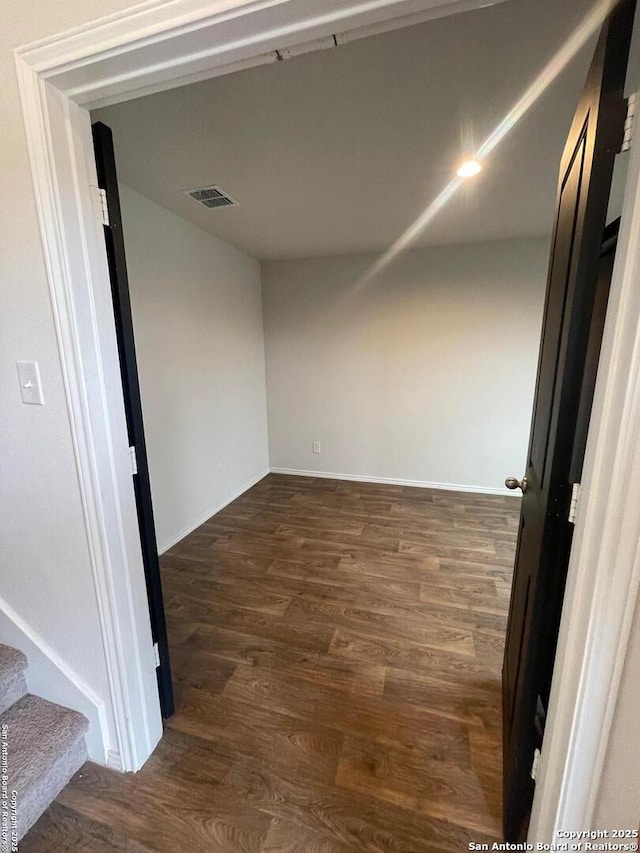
[1,694,89,792]
[0,644,28,681]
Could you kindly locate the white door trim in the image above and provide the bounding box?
[12,0,640,830]
[13,64,162,771]
[21,0,507,109]
[13,0,510,775]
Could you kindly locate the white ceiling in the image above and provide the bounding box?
[95,0,599,261]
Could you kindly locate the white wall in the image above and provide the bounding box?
[0,0,139,762]
[262,239,549,493]
[119,185,269,552]
[593,588,640,829]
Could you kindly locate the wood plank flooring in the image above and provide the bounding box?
[21,474,519,852]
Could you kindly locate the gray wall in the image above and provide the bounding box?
[594,588,640,828]
[0,0,136,748]
[120,185,269,551]
[262,239,549,493]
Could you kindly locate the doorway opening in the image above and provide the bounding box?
[13,0,640,844]
[86,0,637,843]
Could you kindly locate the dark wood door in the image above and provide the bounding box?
[92,121,175,719]
[502,1,635,840]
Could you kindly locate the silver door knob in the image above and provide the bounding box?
[505,476,527,493]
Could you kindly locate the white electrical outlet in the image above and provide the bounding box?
[312,441,321,453]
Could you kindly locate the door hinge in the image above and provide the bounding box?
[568,482,580,524]
[128,445,138,476]
[621,92,637,153]
[153,642,160,668]
[530,747,542,782]
[90,185,110,226]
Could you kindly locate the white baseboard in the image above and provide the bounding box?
[157,468,271,554]
[269,467,518,497]
[0,595,111,766]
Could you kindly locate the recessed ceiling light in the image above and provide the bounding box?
[457,159,482,178]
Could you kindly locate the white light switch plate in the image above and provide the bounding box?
[16,361,44,405]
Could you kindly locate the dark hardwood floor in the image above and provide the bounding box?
[21,474,519,852]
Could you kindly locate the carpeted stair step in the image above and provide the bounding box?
[0,644,28,717]
[1,694,88,841]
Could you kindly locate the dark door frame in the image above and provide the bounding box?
[92,121,175,720]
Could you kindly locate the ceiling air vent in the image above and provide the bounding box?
[184,185,238,209]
